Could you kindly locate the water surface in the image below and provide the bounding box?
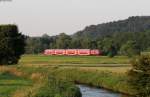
[77,85,122,97]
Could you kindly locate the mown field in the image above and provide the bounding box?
[0,55,134,97]
[19,54,130,66]
[19,55,131,74]
[20,54,130,64]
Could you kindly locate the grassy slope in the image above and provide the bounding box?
[0,66,81,97]
[18,55,135,95]
[14,66,82,97]
[18,66,136,96]
[48,67,136,96]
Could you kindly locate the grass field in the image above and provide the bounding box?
[19,54,130,67]
[19,55,131,74]
[0,55,134,97]
[66,67,131,73]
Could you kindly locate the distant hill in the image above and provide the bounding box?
[73,16,150,39]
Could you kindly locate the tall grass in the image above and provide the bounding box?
[48,67,137,96]
[0,66,81,97]
[33,76,81,97]
[0,67,32,97]
[12,67,82,97]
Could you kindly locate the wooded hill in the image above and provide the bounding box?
[24,16,150,56]
[73,16,150,39]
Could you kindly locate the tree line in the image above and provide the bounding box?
[25,30,150,57]
[25,16,150,57]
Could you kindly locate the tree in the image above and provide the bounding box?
[120,40,141,57]
[99,38,115,55]
[56,33,72,49]
[70,39,81,49]
[128,55,150,96]
[0,25,25,65]
[25,37,43,54]
[41,34,51,49]
[89,40,97,49]
[107,45,117,58]
[80,38,91,49]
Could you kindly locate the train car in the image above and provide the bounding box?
[77,49,91,56]
[90,49,100,55]
[54,49,66,55]
[66,49,78,55]
[44,49,55,55]
[44,49,102,56]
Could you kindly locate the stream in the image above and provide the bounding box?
[77,85,127,97]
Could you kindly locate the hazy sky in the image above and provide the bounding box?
[0,0,150,36]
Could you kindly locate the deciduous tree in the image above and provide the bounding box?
[0,25,25,65]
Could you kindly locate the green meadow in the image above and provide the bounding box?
[19,54,130,66]
[0,55,135,97]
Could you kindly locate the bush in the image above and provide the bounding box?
[128,55,150,97]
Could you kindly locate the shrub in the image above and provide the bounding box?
[128,55,150,97]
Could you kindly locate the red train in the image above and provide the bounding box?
[44,49,102,56]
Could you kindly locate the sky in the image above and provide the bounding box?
[0,0,150,36]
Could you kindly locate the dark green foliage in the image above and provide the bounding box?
[73,16,150,39]
[70,39,82,49]
[120,41,141,57]
[108,45,117,58]
[25,34,54,54]
[128,55,150,97]
[56,33,72,49]
[25,37,42,54]
[0,25,25,65]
